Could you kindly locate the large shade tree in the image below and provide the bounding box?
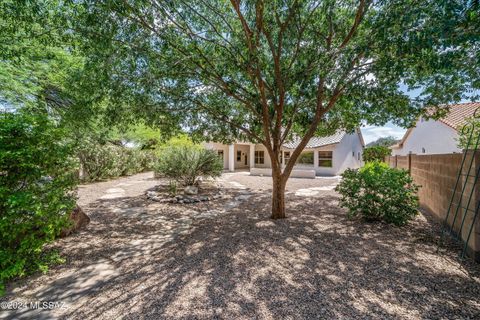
[76,0,479,218]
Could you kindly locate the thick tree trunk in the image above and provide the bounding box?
[271,170,286,219]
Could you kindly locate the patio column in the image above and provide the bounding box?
[228,144,235,172]
[314,149,319,168]
[249,144,255,169]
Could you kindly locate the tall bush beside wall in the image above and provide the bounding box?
[0,112,77,294]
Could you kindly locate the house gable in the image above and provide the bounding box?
[392,118,461,155]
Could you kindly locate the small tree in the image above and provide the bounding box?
[335,161,419,226]
[363,145,391,163]
[155,146,223,186]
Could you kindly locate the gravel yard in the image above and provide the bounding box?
[2,171,480,319]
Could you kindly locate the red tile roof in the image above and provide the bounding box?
[435,102,480,131]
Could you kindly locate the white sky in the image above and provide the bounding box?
[360,123,406,144]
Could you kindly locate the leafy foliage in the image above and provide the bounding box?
[0,112,77,294]
[456,115,480,150]
[155,146,223,186]
[78,141,155,182]
[363,146,392,162]
[335,162,419,226]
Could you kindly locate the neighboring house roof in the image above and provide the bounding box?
[391,102,480,149]
[433,102,480,130]
[283,129,364,149]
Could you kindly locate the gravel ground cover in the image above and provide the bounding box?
[2,171,479,319]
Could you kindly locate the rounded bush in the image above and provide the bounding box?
[155,146,223,186]
[335,161,419,226]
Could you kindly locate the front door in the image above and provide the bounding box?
[244,154,247,165]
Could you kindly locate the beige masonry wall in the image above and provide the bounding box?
[386,152,480,261]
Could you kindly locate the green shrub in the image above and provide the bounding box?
[155,146,223,186]
[335,161,419,226]
[362,145,391,162]
[0,112,77,294]
[78,142,155,182]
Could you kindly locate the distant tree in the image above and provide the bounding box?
[363,146,392,162]
[366,136,399,147]
[72,1,479,218]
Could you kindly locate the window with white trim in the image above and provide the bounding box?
[254,151,264,164]
[284,151,290,164]
[318,151,333,167]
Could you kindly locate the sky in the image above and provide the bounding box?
[360,123,406,145]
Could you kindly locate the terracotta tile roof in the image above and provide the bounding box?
[282,131,346,149]
[435,102,480,131]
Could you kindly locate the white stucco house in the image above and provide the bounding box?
[204,129,365,177]
[391,102,480,156]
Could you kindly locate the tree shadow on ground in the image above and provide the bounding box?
[4,189,480,319]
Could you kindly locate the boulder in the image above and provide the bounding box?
[146,190,158,198]
[60,206,90,237]
[184,186,198,195]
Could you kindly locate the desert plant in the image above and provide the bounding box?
[0,112,77,294]
[167,180,178,196]
[362,146,392,163]
[78,141,154,182]
[155,146,223,186]
[335,161,419,226]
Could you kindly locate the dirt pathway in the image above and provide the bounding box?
[76,172,159,207]
[1,172,254,320]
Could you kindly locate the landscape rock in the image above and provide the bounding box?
[146,191,158,198]
[184,186,199,195]
[60,206,90,237]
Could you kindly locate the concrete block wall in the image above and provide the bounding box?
[386,152,480,261]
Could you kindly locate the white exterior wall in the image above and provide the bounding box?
[203,142,230,169]
[283,132,363,176]
[324,132,364,175]
[234,144,250,169]
[205,131,363,176]
[253,144,272,168]
[392,119,461,156]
